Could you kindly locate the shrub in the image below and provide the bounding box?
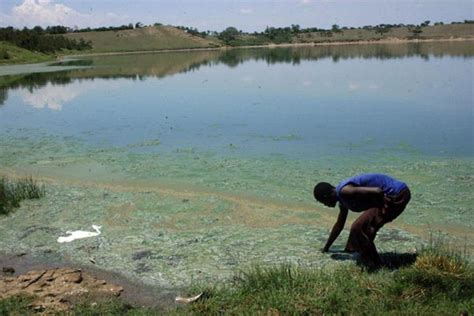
[0,176,45,215]
[0,48,10,60]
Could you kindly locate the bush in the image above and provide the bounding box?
[0,176,45,215]
[0,48,10,60]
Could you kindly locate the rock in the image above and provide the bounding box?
[0,268,123,312]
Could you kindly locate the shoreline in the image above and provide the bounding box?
[0,250,178,310]
[64,36,474,59]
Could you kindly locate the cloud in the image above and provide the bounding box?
[18,79,127,111]
[19,82,81,111]
[1,0,128,28]
[300,0,313,4]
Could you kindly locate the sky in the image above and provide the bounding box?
[0,0,472,32]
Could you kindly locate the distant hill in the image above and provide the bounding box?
[294,24,474,44]
[65,25,221,53]
[1,23,473,65]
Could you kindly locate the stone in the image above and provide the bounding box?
[0,268,123,312]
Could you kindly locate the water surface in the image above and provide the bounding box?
[0,41,472,287]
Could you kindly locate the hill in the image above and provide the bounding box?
[65,25,221,53]
[294,23,474,44]
[0,41,52,65]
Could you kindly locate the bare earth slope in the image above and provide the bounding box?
[65,25,221,53]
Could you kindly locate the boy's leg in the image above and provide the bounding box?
[345,208,384,267]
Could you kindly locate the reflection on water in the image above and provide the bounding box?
[0,41,472,158]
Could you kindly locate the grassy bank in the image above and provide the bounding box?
[0,176,45,215]
[1,244,472,314]
[0,41,52,65]
[182,244,473,315]
[65,25,221,54]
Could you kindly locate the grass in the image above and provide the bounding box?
[294,24,474,44]
[0,41,53,65]
[65,25,221,54]
[181,244,473,315]
[0,295,35,316]
[0,176,45,215]
[0,243,472,314]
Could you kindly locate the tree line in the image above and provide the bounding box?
[0,26,92,53]
[216,20,473,46]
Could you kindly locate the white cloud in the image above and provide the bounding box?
[10,0,90,27]
[1,0,128,28]
[18,79,127,111]
[19,82,81,111]
[300,0,313,5]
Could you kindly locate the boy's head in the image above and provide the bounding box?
[313,182,337,207]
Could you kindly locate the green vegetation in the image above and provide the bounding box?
[0,41,52,65]
[0,26,91,53]
[65,25,220,53]
[0,244,471,315]
[0,21,472,64]
[182,246,473,315]
[216,21,473,46]
[0,176,45,215]
[0,295,35,315]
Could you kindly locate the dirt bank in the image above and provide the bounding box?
[0,251,178,312]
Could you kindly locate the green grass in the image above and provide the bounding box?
[0,295,35,316]
[0,176,45,215]
[181,246,473,315]
[65,25,221,54]
[0,41,53,65]
[0,244,472,314]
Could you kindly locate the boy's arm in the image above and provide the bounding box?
[322,204,348,252]
[340,184,384,198]
[340,184,386,209]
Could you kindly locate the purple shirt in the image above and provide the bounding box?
[336,173,407,210]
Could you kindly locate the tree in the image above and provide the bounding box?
[421,20,430,27]
[409,26,423,37]
[331,24,343,34]
[218,27,239,45]
[291,24,300,34]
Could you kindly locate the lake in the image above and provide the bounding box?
[0,41,472,288]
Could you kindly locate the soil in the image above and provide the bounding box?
[0,251,179,312]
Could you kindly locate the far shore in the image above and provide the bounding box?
[64,36,474,59]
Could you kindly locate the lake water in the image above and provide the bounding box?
[0,41,472,288]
